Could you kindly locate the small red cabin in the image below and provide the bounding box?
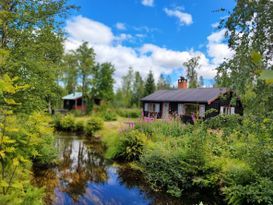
[62,92,86,111]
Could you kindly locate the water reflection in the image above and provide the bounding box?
[33,135,153,205]
[33,135,222,205]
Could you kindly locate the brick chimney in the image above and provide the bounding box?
[178,76,187,89]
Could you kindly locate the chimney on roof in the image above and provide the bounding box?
[178,76,187,89]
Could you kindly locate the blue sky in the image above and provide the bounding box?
[65,0,235,87]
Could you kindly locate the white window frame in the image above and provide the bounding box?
[220,106,235,115]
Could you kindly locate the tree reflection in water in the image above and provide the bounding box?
[33,136,108,204]
[33,135,223,205]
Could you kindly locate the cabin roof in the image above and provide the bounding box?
[141,88,229,104]
[62,92,82,100]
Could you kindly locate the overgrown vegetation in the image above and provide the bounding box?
[105,115,273,204]
[53,114,103,136]
[0,75,56,204]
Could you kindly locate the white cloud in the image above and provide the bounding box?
[66,16,113,46]
[207,29,234,64]
[141,0,154,7]
[115,22,126,30]
[164,8,193,26]
[64,16,232,88]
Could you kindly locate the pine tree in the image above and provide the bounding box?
[144,70,156,96]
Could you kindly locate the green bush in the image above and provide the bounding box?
[84,117,103,136]
[117,108,141,118]
[206,114,242,130]
[111,130,147,161]
[135,120,188,138]
[52,113,62,130]
[223,178,273,205]
[59,114,75,131]
[100,111,117,121]
[75,120,85,133]
[140,128,220,197]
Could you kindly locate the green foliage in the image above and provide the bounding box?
[60,114,76,131]
[135,120,188,138]
[84,117,103,136]
[111,130,147,161]
[92,63,115,101]
[206,114,242,131]
[74,120,85,133]
[144,70,156,96]
[223,178,273,205]
[183,56,200,88]
[100,111,117,121]
[0,75,56,204]
[116,108,141,118]
[140,127,219,198]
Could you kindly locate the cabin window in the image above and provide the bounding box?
[184,104,199,116]
[147,103,160,112]
[220,106,235,115]
[144,103,148,111]
[199,105,205,118]
[178,104,185,115]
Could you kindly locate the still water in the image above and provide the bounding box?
[33,135,221,205]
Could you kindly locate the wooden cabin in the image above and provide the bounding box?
[62,92,86,111]
[141,77,243,123]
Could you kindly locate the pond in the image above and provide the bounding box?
[33,135,223,205]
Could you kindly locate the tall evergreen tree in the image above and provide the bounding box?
[144,70,156,96]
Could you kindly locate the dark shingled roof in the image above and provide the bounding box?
[141,88,229,104]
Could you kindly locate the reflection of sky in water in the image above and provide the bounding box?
[52,137,151,205]
[78,168,150,205]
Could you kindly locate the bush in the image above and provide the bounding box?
[117,108,141,118]
[110,130,147,161]
[135,120,188,138]
[75,120,85,133]
[100,111,117,121]
[206,114,242,130]
[84,117,103,136]
[223,178,273,205]
[140,128,220,198]
[59,114,75,131]
[52,113,62,130]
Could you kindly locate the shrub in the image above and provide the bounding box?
[112,130,147,161]
[223,178,273,205]
[206,114,242,130]
[60,114,75,131]
[52,113,62,130]
[100,111,117,121]
[135,120,188,138]
[117,108,141,118]
[75,120,85,133]
[140,128,220,198]
[84,117,103,136]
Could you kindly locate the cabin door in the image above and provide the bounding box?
[162,102,169,119]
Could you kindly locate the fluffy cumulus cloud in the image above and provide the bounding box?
[65,16,232,87]
[164,8,193,26]
[141,0,154,7]
[207,29,234,64]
